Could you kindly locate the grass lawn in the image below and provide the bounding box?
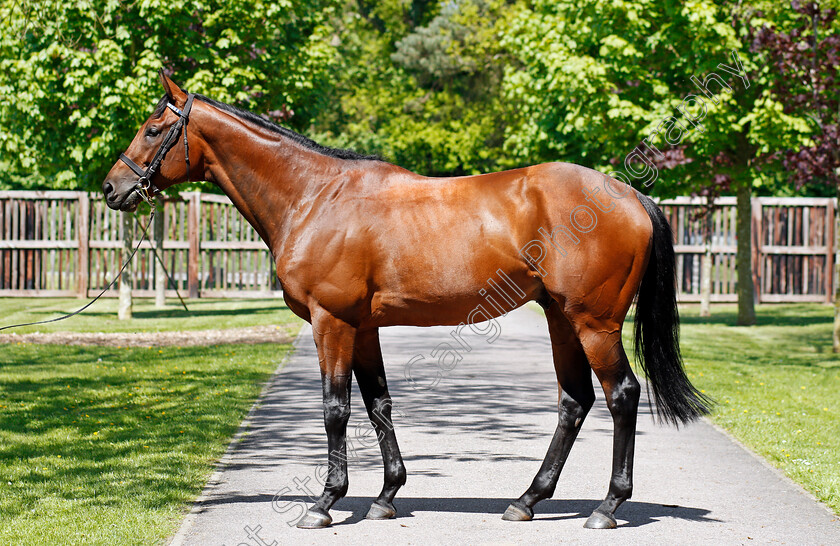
[673,304,840,514]
[0,298,303,544]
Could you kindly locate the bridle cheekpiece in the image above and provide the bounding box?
[119,93,195,207]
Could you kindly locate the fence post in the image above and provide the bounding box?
[76,192,90,298]
[828,198,836,304]
[751,198,762,304]
[118,212,133,320]
[188,192,200,298]
[154,196,166,307]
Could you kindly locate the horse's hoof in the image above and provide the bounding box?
[366,500,397,520]
[583,510,617,529]
[501,502,533,521]
[296,509,332,529]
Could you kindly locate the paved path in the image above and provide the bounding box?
[172,307,839,545]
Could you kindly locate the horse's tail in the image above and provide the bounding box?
[634,193,711,425]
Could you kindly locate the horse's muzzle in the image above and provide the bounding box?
[102,179,143,211]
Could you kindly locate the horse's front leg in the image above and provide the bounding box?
[297,312,356,529]
[352,328,406,520]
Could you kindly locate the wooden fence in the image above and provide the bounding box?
[0,191,281,298]
[0,191,835,303]
[659,196,834,303]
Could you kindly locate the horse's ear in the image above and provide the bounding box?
[159,69,186,104]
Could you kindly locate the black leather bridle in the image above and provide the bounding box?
[119,93,195,206]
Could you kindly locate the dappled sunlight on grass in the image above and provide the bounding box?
[0,300,303,543]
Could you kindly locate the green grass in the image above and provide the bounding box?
[674,304,840,515]
[0,297,297,334]
[0,299,303,544]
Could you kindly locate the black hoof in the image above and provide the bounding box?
[366,500,397,520]
[501,502,533,521]
[296,509,332,529]
[583,510,617,529]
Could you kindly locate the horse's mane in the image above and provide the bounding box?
[152,93,381,162]
[152,95,170,119]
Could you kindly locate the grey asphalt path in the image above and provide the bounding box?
[171,306,840,545]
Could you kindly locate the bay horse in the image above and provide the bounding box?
[102,72,710,530]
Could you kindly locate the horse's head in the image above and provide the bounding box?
[102,71,199,211]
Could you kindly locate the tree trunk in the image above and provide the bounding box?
[118,212,133,320]
[154,198,166,308]
[736,182,756,325]
[700,206,713,317]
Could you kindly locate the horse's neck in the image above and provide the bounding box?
[197,109,348,257]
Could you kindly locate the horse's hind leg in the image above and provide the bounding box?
[351,328,407,520]
[503,300,595,521]
[574,323,641,529]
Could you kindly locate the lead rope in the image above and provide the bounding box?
[0,205,186,333]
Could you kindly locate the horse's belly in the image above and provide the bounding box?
[367,270,542,328]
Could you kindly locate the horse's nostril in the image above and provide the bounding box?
[103,182,114,198]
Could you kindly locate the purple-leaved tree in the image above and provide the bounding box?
[754,0,840,349]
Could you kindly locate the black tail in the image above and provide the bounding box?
[634,193,712,425]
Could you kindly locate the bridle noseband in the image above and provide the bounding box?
[119,93,195,206]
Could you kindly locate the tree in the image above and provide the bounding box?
[496,0,809,323]
[310,0,512,176]
[0,0,341,190]
[118,211,133,320]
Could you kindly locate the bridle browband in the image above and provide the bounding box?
[119,93,195,206]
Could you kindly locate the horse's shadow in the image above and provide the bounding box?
[334,496,720,528]
[204,494,720,528]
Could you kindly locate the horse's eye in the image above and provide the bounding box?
[145,127,161,138]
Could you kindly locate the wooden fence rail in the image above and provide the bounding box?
[0,191,835,303]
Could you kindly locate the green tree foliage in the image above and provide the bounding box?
[0,0,825,193]
[310,0,511,176]
[313,0,814,192]
[492,0,822,326]
[0,0,339,190]
[496,0,799,195]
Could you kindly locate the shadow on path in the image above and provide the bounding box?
[199,493,719,528]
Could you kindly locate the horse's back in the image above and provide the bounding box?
[367,160,653,281]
